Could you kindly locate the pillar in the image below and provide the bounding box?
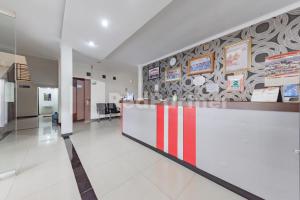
[59,44,73,135]
[138,65,143,100]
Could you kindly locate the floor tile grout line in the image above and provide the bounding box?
[100,173,140,199]
[173,173,196,200]
[141,172,173,200]
[4,174,74,200]
[63,136,98,200]
[122,136,194,200]
[73,139,164,199]
[4,135,34,200]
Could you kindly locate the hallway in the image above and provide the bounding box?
[71,120,244,200]
[0,119,244,200]
[0,118,80,200]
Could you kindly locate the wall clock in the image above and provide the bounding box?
[169,57,176,66]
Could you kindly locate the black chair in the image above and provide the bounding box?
[96,103,120,121]
[96,103,109,121]
[108,103,120,114]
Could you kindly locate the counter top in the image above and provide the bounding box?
[121,100,299,113]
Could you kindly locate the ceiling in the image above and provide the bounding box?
[0,0,299,70]
[0,0,65,60]
[0,0,172,62]
[108,0,300,66]
[62,0,172,60]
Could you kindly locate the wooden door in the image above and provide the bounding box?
[76,79,85,121]
[84,79,91,122]
[73,79,77,119]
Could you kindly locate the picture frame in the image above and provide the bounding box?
[44,93,52,101]
[224,39,252,74]
[264,50,300,87]
[188,53,215,76]
[227,74,245,92]
[148,67,160,80]
[165,66,181,82]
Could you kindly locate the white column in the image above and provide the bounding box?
[137,65,143,100]
[59,44,73,135]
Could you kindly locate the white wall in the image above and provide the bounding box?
[90,79,105,120]
[26,55,58,87]
[38,87,58,115]
[17,81,38,117]
[73,62,138,103]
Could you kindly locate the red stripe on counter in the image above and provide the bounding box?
[168,105,178,157]
[156,104,164,151]
[183,106,196,166]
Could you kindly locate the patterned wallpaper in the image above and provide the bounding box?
[143,8,300,101]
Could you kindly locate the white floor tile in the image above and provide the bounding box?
[85,155,139,197]
[1,118,247,200]
[177,175,246,200]
[0,176,15,200]
[16,176,80,200]
[103,175,170,200]
[143,159,195,199]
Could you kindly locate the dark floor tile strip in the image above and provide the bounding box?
[63,136,98,200]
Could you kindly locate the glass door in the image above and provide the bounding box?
[0,9,17,179]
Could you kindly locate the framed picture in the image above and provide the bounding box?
[148,67,160,80]
[44,93,52,101]
[224,39,251,74]
[264,51,300,87]
[227,74,244,92]
[188,53,215,75]
[165,66,181,82]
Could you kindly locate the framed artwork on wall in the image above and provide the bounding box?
[224,39,252,74]
[227,74,244,92]
[188,53,215,75]
[148,67,160,80]
[165,66,181,82]
[264,50,300,87]
[44,93,52,101]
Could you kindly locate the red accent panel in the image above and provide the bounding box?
[168,105,178,157]
[183,106,196,166]
[156,104,164,150]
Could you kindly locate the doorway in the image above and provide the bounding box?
[38,87,58,127]
[73,78,91,122]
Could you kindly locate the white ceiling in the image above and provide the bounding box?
[62,0,172,60]
[108,0,300,66]
[0,0,65,60]
[0,0,172,61]
[0,0,299,69]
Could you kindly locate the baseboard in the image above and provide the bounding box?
[122,132,263,200]
[61,132,72,139]
[91,116,121,122]
[0,130,12,141]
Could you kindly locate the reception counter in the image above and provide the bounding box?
[121,101,299,200]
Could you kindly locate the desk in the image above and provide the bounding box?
[121,101,299,200]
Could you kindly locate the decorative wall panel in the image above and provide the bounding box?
[143,8,300,101]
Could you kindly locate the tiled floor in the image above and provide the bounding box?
[0,117,245,200]
[0,116,80,200]
[71,119,245,200]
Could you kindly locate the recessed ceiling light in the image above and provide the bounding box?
[101,19,109,28]
[87,41,96,48]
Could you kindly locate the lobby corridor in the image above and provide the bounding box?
[0,119,245,200]
[0,117,80,200]
[71,119,245,200]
